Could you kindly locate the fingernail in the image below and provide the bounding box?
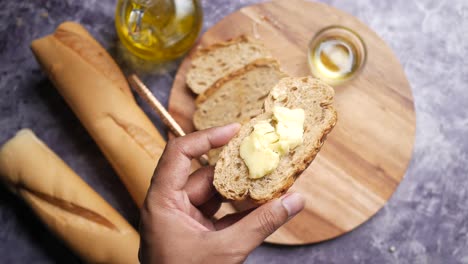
[223,123,241,131]
[281,193,305,218]
[216,123,241,135]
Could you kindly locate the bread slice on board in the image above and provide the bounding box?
[193,58,287,130]
[186,35,273,94]
[214,77,337,203]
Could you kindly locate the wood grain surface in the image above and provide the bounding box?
[168,0,416,245]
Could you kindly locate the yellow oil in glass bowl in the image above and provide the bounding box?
[308,26,366,85]
[115,0,203,61]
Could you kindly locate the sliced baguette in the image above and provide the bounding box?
[193,58,287,130]
[186,35,273,94]
[214,77,337,203]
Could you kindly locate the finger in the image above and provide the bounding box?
[151,123,240,192]
[198,193,222,218]
[214,209,253,230]
[185,166,216,206]
[220,193,304,251]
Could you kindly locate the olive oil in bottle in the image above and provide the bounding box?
[115,0,203,61]
[308,26,366,85]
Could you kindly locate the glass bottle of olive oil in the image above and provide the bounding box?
[115,0,203,61]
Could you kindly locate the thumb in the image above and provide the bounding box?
[223,193,304,251]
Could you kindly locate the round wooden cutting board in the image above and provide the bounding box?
[168,0,416,245]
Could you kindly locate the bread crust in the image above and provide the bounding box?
[191,35,260,59]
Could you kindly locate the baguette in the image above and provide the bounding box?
[214,77,337,203]
[0,130,139,264]
[31,22,165,207]
[186,35,273,94]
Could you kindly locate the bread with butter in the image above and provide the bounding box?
[213,77,337,203]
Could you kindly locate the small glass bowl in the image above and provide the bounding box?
[307,25,367,86]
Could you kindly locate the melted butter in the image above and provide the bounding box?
[240,106,305,179]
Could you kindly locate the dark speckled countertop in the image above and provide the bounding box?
[1,0,467,263]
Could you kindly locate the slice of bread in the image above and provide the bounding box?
[186,35,272,94]
[193,58,287,130]
[213,77,337,203]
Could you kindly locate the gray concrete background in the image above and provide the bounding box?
[0,0,467,263]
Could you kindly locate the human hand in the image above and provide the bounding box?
[139,123,305,264]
